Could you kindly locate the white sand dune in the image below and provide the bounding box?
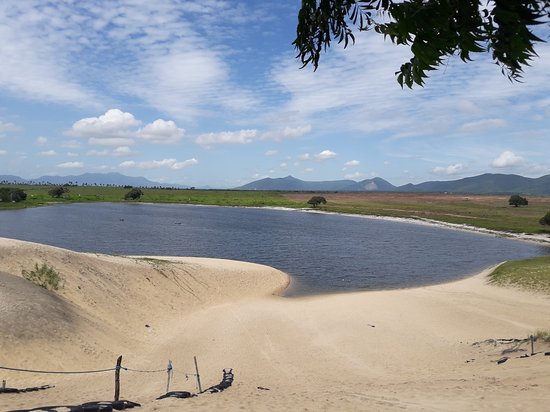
[1,237,549,411]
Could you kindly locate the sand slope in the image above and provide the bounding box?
[0,237,549,411]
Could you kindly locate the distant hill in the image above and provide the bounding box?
[0,172,189,188]
[236,174,550,195]
[400,173,550,195]
[236,175,357,191]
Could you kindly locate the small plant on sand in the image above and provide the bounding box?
[534,329,550,342]
[22,263,62,291]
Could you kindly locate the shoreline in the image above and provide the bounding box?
[1,238,550,411]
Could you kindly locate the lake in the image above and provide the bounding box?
[0,203,547,296]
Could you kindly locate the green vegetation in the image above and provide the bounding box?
[0,187,27,202]
[0,184,303,209]
[540,211,550,226]
[509,195,528,207]
[124,187,144,200]
[534,329,550,342]
[289,193,550,235]
[22,262,62,291]
[307,196,327,208]
[489,256,550,294]
[48,185,70,198]
[294,1,548,87]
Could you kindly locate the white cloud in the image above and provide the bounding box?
[68,109,184,146]
[68,109,141,145]
[57,161,83,169]
[36,136,48,145]
[280,162,288,168]
[432,163,465,175]
[261,125,312,141]
[119,158,198,170]
[196,129,257,147]
[304,168,314,173]
[315,150,337,161]
[67,152,79,157]
[491,151,525,168]
[460,118,507,133]
[298,153,311,161]
[345,160,360,167]
[39,150,57,156]
[87,146,134,157]
[0,149,7,155]
[138,119,185,144]
[265,149,278,156]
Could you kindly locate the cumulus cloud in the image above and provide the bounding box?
[491,151,525,168]
[432,163,465,175]
[345,160,360,167]
[119,158,198,170]
[196,129,257,147]
[57,161,83,169]
[298,153,311,161]
[0,149,7,155]
[68,109,185,147]
[265,149,278,156]
[36,136,48,145]
[138,119,185,144]
[39,150,57,156]
[315,150,337,161]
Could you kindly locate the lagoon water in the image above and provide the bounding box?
[1,203,548,296]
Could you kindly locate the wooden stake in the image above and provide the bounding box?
[2,380,5,390]
[166,360,173,393]
[194,356,202,393]
[114,355,122,401]
[530,335,535,355]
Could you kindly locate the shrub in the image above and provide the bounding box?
[508,194,528,207]
[48,186,69,198]
[0,187,27,202]
[307,196,327,208]
[540,211,550,226]
[124,188,144,200]
[22,263,62,290]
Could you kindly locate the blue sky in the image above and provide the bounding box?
[0,1,548,188]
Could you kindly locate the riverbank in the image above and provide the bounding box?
[1,238,549,411]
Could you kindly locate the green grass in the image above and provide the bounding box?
[489,256,550,294]
[0,185,303,209]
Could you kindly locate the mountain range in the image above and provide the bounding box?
[0,173,190,189]
[235,174,550,195]
[2,172,549,195]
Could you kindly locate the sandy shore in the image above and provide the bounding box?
[1,237,549,411]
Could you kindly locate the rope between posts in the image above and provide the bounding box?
[0,365,116,375]
[121,367,166,373]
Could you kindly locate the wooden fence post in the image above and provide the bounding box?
[166,360,173,393]
[194,356,202,393]
[114,355,122,401]
[530,335,535,355]
[2,380,5,390]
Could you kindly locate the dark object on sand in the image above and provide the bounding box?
[545,352,550,356]
[257,386,270,391]
[202,368,234,394]
[9,399,140,412]
[156,391,194,400]
[0,385,53,394]
[497,357,509,364]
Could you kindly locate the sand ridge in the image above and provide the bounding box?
[0,237,549,411]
